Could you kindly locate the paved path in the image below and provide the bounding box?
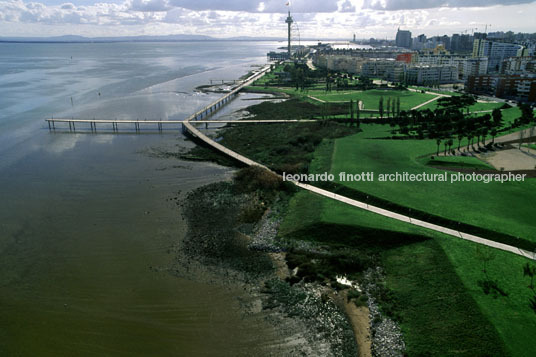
[183,69,535,260]
[495,126,536,144]
[411,95,446,110]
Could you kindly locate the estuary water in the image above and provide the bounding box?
[0,41,286,355]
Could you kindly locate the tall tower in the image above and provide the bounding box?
[285,11,293,59]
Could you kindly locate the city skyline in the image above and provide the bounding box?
[1,0,536,39]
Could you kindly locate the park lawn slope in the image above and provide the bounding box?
[328,124,536,241]
[279,188,510,356]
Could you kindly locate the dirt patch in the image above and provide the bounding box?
[340,292,372,357]
[478,148,536,171]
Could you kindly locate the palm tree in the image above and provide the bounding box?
[490,128,497,144]
[482,128,488,146]
[436,139,441,156]
[448,139,454,155]
[444,141,448,156]
[457,133,464,151]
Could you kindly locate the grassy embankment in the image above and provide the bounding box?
[326,124,536,242]
[185,67,536,355]
[279,136,536,356]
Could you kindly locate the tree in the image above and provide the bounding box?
[447,139,454,154]
[396,98,401,118]
[386,97,391,118]
[523,263,536,313]
[356,99,360,121]
[379,96,384,118]
[436,139,441,156]
[457,133,464,151]
[492,108,502,127]
[476,246,495,281]
[490,128,497,144]
[444,140,448,155]
[523,263,536,290]
[349,99,354,120]
[482,127,489,145]
[467,133,473,150]
[391,99,396,119]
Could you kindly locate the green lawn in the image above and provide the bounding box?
[327,124,536,241]
[279,142,536,355]
[246,86,436,110]
[279,188,536,356]
[310,89,436,111]
[418,100,504,112]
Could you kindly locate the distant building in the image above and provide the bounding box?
[396,28,412,49]
[406,65,458,85]
[412,34,427,50]
[501,56,536,74]
[396,53,414,63]
[463,57,489,78]
[466,74,536,102]
[361,59,406,82]
[267,51,289,61]
[451,34,474,53]
[318,55,367,74]
[472,39,523,72]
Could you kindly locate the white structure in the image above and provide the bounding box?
[406,65,458,85]
[472,39,523,72]
[463,57,489,78]
[361,59,406,82]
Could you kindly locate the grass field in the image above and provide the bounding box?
[327,124,536,241]
[278,140,536,355]
[418,100,504,112]
[279,189,533,356]
[246,86,436,110]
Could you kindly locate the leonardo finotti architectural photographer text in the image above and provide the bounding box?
[282,172,527,184]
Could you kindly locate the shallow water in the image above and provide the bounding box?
[0,41,288,355]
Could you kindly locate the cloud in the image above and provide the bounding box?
[362,0,536,11]
[129,0,170,12]
[60,3,75,10]
[339,0,356,12]
[168,0,339,13]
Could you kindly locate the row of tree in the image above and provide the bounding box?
[378,96,401,119]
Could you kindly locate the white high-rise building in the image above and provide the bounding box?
[473,39,523,72]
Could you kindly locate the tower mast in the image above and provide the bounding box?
[285,10,293,59]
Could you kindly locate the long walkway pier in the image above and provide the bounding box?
[46,65,272,133]
[44,118,317,132]
[180,68,536,260]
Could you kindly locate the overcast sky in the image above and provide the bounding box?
[0,0,535,39]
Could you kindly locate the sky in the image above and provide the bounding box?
[0,0,535,39]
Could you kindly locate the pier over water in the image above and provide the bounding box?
[45,65,272,134]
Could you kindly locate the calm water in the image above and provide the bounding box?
[0,41,286,355]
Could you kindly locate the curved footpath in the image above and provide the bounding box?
[183,67,535,260]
